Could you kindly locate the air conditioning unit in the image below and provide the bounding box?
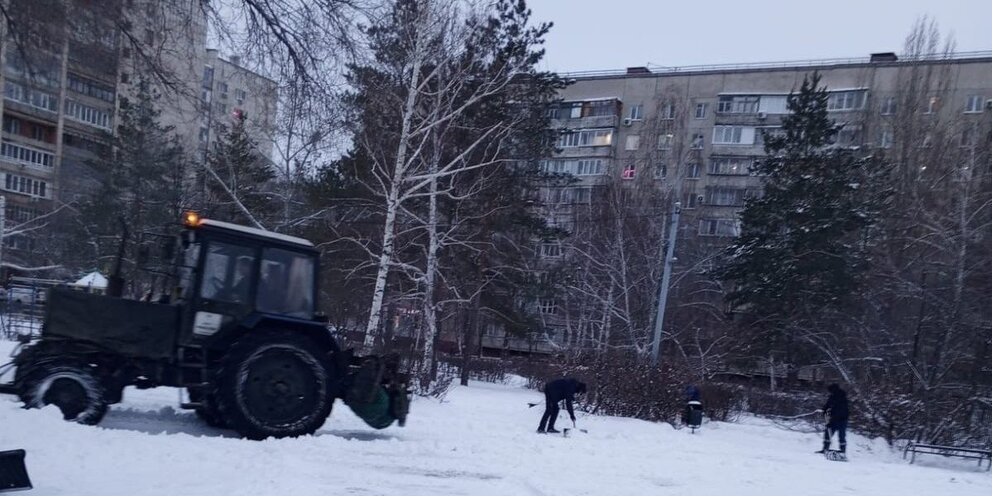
[757,111,767,120]
[696,194,705,204]
[622,117,633,126]
[986,99,992,110]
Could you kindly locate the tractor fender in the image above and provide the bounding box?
[236,314,341,356]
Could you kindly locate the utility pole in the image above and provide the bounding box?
[650,200,681,366]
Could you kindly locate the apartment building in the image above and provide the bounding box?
[0,1,277,266]
[492,51,992,356]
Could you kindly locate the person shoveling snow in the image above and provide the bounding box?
[536,378,586,434]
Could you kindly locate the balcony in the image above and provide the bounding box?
[551,114,618,129]
[555,145,613,158]
[481,333,556,355]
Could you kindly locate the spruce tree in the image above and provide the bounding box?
[75,80,188,294]
[718,73,891,358]
[204,110,276,226]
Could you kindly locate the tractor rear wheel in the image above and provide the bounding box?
[214,331,333,440]
[18,361,109,425]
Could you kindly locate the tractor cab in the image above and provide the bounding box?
[176,212,326,348]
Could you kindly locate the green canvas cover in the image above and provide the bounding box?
[43,287,180,360]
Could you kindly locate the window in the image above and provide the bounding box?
[690,133,704,149]
[708,156,753,175]
[827,91,866,111]
[713,126,756,145]
[705,187,751,206]
[683,191,700,209]
[685,162,700,178]
[925,96,940,114]
[484,323,502,337]
[757,95,789,114]
[961,126,977,148]
[657,133,674,149]
[625,135,640,151]
[560,100,615,119]
[622,162,636,179]
[575,159,605,175]
[202,66,214,89]
[199,126,209,142]
[558,129,612,148]
[660,103,675,119]
[699,219,740,237]
[880,96,897,115]
[694,103,707,119]
[717,95,759,114]
[200,242,256,304]
[540,243,562,258]
[573,187,591,204]
[628,104,643,121]
[835,128,861,147]
[654,162,667,179]
[235,89,246,105]
[65,100,111,129]
[4,81,58,112]
[965,95,984,113]
[1,142,54,168]
[2,173,49,198]
[218,82,229,93]
[63,133,110,157]
[257,248,315,318]
[539,299,558,315]
[879,130,894,149]
[3,116,20,135]
[547,107,560,119]
[543,188,572,204]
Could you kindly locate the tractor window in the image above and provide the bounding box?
[200,242,256,304]
[257,248,314,318]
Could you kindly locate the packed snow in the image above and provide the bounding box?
[1,343,989,495]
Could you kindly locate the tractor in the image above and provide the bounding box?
[0,213,409,440]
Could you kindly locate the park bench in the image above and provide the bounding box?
[903,442,992,471]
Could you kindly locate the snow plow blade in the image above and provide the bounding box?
[343,355,410,429]
[0,449,32,492]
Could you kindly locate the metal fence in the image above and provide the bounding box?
[0,277,59,340]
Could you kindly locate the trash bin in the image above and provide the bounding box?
[685,400,703,433]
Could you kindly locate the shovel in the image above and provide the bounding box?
[0,449,32,492]
[562,419,588,437]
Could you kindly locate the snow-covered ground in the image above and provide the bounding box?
[1,345,990,495]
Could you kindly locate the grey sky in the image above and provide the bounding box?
[526,0,992,73]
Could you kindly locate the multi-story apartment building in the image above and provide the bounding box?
[487,50,992,356]
[198,49,278,164]
[0,1,277,267]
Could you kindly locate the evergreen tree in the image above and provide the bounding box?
[718,73,891,360]
[203,110,276,226]
[76,80,188,295]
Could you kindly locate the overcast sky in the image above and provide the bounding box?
[526,0,992,73]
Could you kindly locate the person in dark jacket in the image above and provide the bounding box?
[537,378,586,434]
[817,383,849,453]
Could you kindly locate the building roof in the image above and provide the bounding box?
[198,219,315,247]
[563,50,992,80]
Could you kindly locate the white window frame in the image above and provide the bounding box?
[685,162,701,179]
[708,157,753,175]
[575,159,605,176]
[880,96,897,116]
[657,133,673,150]
[712,126,755,145]
[628,104,643,121]
[694,103,707,119]
[880,130,894,149]
[827,91,866,112]
[622,162,636,179]
[540,242,562,258]
[625,134,640,151]
[539,299,558,315]
[660,103,676,120]
[965,95,984,113]
[1,142,54,168]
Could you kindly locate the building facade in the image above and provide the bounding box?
[484,51,992,356]
[0,0,277,267]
